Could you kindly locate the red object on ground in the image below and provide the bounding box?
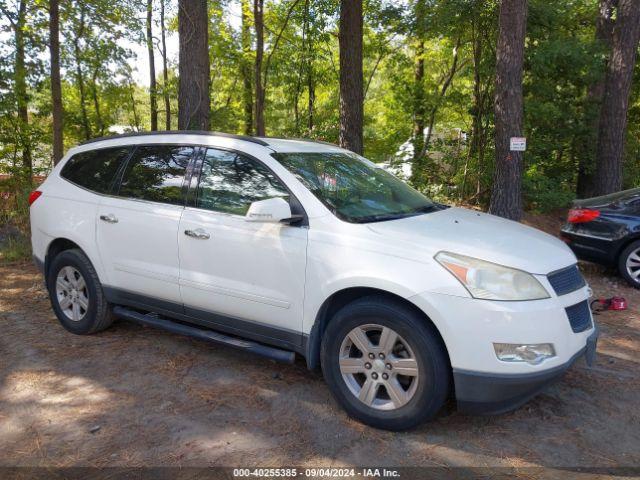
[592,297,628,312]
[28,190,42,206]
[568,208,600,223]
[608,297,628,311]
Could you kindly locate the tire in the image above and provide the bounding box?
[47,248,115,334]
[321,296,450,431]
[618,240,640,288]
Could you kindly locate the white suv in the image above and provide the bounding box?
[30,132,598,430]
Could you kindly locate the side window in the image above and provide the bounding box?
[117,145,193,205]
[196,148,289,215]
[60,147,131,194]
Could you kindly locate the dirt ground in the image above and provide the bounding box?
[1,214,640,475]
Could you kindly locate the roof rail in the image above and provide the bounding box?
[258,136,340,147]
[79,130,270,147]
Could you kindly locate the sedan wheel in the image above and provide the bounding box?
[339,324,419,410]
[625,247,640,282]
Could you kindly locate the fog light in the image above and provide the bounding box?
[493,343,556,365]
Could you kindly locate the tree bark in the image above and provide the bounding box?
[254,0,265,136]
[593,0,640,195]
[489,0,528,221]
[160,0,171,130]
[338,0,364,154]
[147,0,158,131]
[73,8,91,140]
[49,0,63,164]
[412,0,426,164]
[91,67,104,136]
[178,0,210,130]
[241,0,253,135]
[14,0,31,174]
[412,39,425,164]
[576,0,617,198]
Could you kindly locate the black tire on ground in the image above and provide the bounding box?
[47,248,115,334]
[321,296,450,431]
[618,240,640,288]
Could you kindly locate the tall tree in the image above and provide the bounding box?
[160,0,171,130]
[412,0,427,163]
[576,0,616,197]
[71,7,91,140]
[338,0,364,154]
[593,0,640,195]
[253,0,265,135]
[2,0,32,173]
[178,0,210,130]
[489,0,527,220]
[147,0,158,131]
[49,0,63,164]
[241,0,253,135]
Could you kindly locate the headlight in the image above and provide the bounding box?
[494,343,556,365]
[435,251,550,301]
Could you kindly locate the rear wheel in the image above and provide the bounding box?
[618,240,640,288]
[47,248,115,334]
[321,296,450,430]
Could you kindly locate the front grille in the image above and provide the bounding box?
[565,300,593,333]
[547,264,586,296]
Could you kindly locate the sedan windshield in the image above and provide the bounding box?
[273,151,437,223]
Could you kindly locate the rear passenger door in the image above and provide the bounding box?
[96,145,194,308]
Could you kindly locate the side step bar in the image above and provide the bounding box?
[113,306,296,364]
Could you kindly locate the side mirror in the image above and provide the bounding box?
[245,197,301,224]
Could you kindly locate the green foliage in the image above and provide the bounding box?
[0,0,639,214]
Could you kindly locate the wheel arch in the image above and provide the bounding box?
[304,286,451,371]
[45,238,85,279]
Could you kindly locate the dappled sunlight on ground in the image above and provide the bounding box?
[1,256,639,469]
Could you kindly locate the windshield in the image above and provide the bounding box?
[273,151,437,223]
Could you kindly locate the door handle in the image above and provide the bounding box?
[99,214,118,224]
[184,228,210,240]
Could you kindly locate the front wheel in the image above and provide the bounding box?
[47,248,115,335]
[321,296,450,430]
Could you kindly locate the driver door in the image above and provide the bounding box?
[177,147,308,348]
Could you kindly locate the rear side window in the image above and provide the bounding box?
[117,145,194,205]
[60,147,131,194]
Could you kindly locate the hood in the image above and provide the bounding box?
[366,207,576,274]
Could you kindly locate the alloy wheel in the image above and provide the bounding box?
[339,324,419,410]
[626,248,640,282]
[55,266,89,322]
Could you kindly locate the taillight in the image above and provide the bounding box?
[28,190,42,206]
[568,208,600,223]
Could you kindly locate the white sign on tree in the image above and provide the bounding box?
[510,137,527,151]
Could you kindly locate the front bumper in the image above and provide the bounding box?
[453,326,598,415]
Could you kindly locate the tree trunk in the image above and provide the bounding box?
[241,0,253,135]
[489,0,528,221]
[91,67,104,136]
[338,0,363,154]
[147,0,158,131]
[160,0,171,130]
[49,0,63,164]
[14,0,31,175]
[593,0,640,195]
[73,9,91,140]
[412,40,425,164]
[576,0,616,198]
[178,0,210,130]
[254,0,265,136]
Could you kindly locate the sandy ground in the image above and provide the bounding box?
[1,216,640,474]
